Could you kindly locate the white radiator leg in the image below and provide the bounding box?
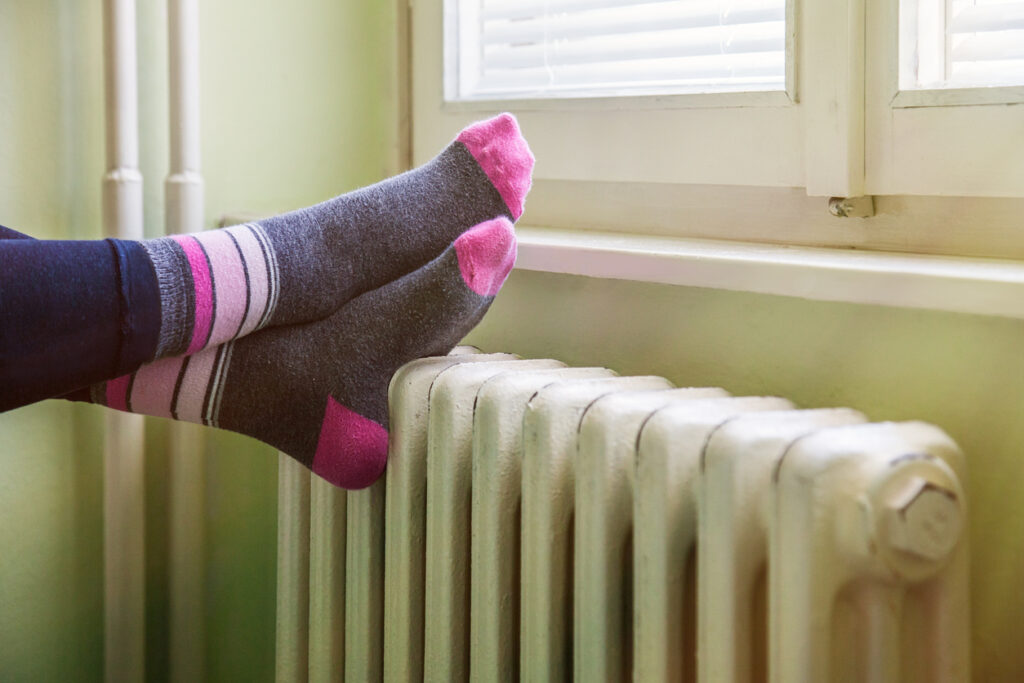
[344,478,385,681]
[772,422,969,683]
[574,387,728,681]
[470,366,614,682]
[423,358,564,680]
[520,375,673,683]
[633,396,794,682]
[308,477,346,682]
[698,408,867,683]
[275,455,311,683]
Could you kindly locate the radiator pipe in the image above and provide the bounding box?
[101,0,146,680]
[165,1,206,681]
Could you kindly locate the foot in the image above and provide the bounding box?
[142,113,533,359]
[86,217,517,488]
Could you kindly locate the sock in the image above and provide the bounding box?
[83,217,517,488]
[142,113,532,360]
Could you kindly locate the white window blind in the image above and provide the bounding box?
[901,0,1024,89]
[446,0,788,100]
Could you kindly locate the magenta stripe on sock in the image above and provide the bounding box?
[172,235,214,354]
[174,346,218,424]
[129,356,185,419]
[226,225,270,336]
[106,374,133,412]
[197,230,248,347]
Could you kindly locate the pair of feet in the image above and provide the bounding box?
[88,113,533,489]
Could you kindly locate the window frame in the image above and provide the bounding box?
[412,0,867,197]
[865,0,1024,197]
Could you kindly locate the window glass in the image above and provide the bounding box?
[446,0,788,100]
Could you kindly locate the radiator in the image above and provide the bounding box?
[275,349,969,682]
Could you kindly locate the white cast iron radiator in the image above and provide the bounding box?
[275,348,969,682]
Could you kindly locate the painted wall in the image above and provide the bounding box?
[466,268,1024,682]
[0,1,395,680]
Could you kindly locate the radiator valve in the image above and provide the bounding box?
[880,476,962,564]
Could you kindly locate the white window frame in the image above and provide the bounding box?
[412,0,866,197]
[865,0,1024,197]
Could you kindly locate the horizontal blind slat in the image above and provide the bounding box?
[949,3,1024,34]
[482,0,784,44]
[473,51,785,94]
[482,0,680,22]
[951,30,1024,61]
[483,22,785,69]
[949,59,1024,85]
[455,0,788,99]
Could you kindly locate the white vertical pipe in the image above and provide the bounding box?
[164,2,205,681]
[165,0,204,234]
[102,0,145,681]
[168,423,206,683]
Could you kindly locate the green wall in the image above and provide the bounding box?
[0,1,395,680]
[466,269,1024,682]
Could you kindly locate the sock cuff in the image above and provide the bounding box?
[142,237,196,359]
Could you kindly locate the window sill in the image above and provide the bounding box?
[514,226,1024,319]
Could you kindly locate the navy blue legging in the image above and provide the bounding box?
[0,224,162,411]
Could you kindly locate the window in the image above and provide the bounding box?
[412,0,1024,226]
[416,0,868,195]
[447,0,788,100]
[900,0,1024,90]
[866,0,1024,197]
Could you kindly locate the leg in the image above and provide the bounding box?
[0,224,32,240]
[0,238,161,411]
[75,217,517,488]
[0,114,532,412]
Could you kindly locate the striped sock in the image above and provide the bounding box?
[86,217,517,488]
[144,113,532,360]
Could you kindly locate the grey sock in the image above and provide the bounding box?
[141,113,533,359]
[88,217,517,489]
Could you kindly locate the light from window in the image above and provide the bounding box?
[901,0,1024,89]
[445,0,787,101]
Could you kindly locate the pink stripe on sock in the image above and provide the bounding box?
[456,113,534,220]
[174,346,219,423]
[172,234,214,354]
[129,356,186,419]
[453,217,517,296]
[226,225,270,336]
[197,230,248,346]
[312,397,389,489]
[106,374,133,412]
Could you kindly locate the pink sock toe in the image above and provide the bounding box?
[313,397,389,489]
[454,217,517,296]
[456,113,535,220]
